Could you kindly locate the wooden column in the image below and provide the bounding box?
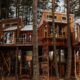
[32,0,39,80]
[0,0,1,18]
[15,47,19,80]
[41,38,49,80]
[13,32,16,44]
[79,53,80,77]
[71,50,77,80]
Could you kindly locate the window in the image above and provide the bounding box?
[62,17,66,20]
[4,32,14,44]
[49,51,53,61]
[54,16,57,19]
[47,15,57,19]
[56,24,64,36]
[47,15,52,18]
[49,50,59,62]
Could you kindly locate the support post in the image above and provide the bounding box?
[71,50,77,80]
[15,47,19,80]
[78,53,80,78]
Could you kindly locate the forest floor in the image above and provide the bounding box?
[0,76,80,80]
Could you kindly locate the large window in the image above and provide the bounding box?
[4,32,14,44]
[62,17,66,21]
[55,24,66,38]
[47,15,57,20]
[49,51,53,61]
[49,50,59,62]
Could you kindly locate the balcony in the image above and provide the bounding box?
[0,32,67,47]
[16,37,32,44]
[0,36,43,46]
[0,36,33,46]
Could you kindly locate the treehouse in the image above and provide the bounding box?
[0,10,80,80]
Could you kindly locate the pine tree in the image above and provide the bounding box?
[32,0,39,80]
[64,0,72,80]
[52,0,59,79]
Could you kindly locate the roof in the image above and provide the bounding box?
[4,26,17,31]
[3,24,35,32]
[21,25,33,31]
[75,19,80,25]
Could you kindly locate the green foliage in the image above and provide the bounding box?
[21,0,33,6]
[56,0,59,2]
[55,3,59,8]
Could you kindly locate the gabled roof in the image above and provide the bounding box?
[75,19,80,25]
[4,25,33,31]
[21,25,33,31]
[4,26,17,31]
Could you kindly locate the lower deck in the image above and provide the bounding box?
[0,46,80,80]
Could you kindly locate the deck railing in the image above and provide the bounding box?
[0,37,42,45]
[16,37,32,44]
[0,34,67,45]
[48,34,67,39]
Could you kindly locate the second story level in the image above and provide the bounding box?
[39,10,74,40]
[0,10,76,46]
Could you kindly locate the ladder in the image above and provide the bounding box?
[40,38,49,80]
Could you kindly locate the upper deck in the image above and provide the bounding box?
[0,10,75,47]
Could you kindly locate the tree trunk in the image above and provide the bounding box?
[64,0,72,80]
[32,0,39,80]
[16,0,19,18]
[0,0,1,18]
[15,48,19,80]
[52,0,59,79]
[5,0,9,18]
[79,0,80,16]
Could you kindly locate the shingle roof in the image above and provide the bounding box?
[75,19,80,25]
[21,25,33,31]
[4,24,33,31]
[4,26,17,31]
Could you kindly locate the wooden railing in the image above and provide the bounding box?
[16,38,32,44]
[0,34,67,45]
[48,34,67,39]
[0,37,43,45]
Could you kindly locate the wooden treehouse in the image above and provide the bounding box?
[0,10,80,80]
